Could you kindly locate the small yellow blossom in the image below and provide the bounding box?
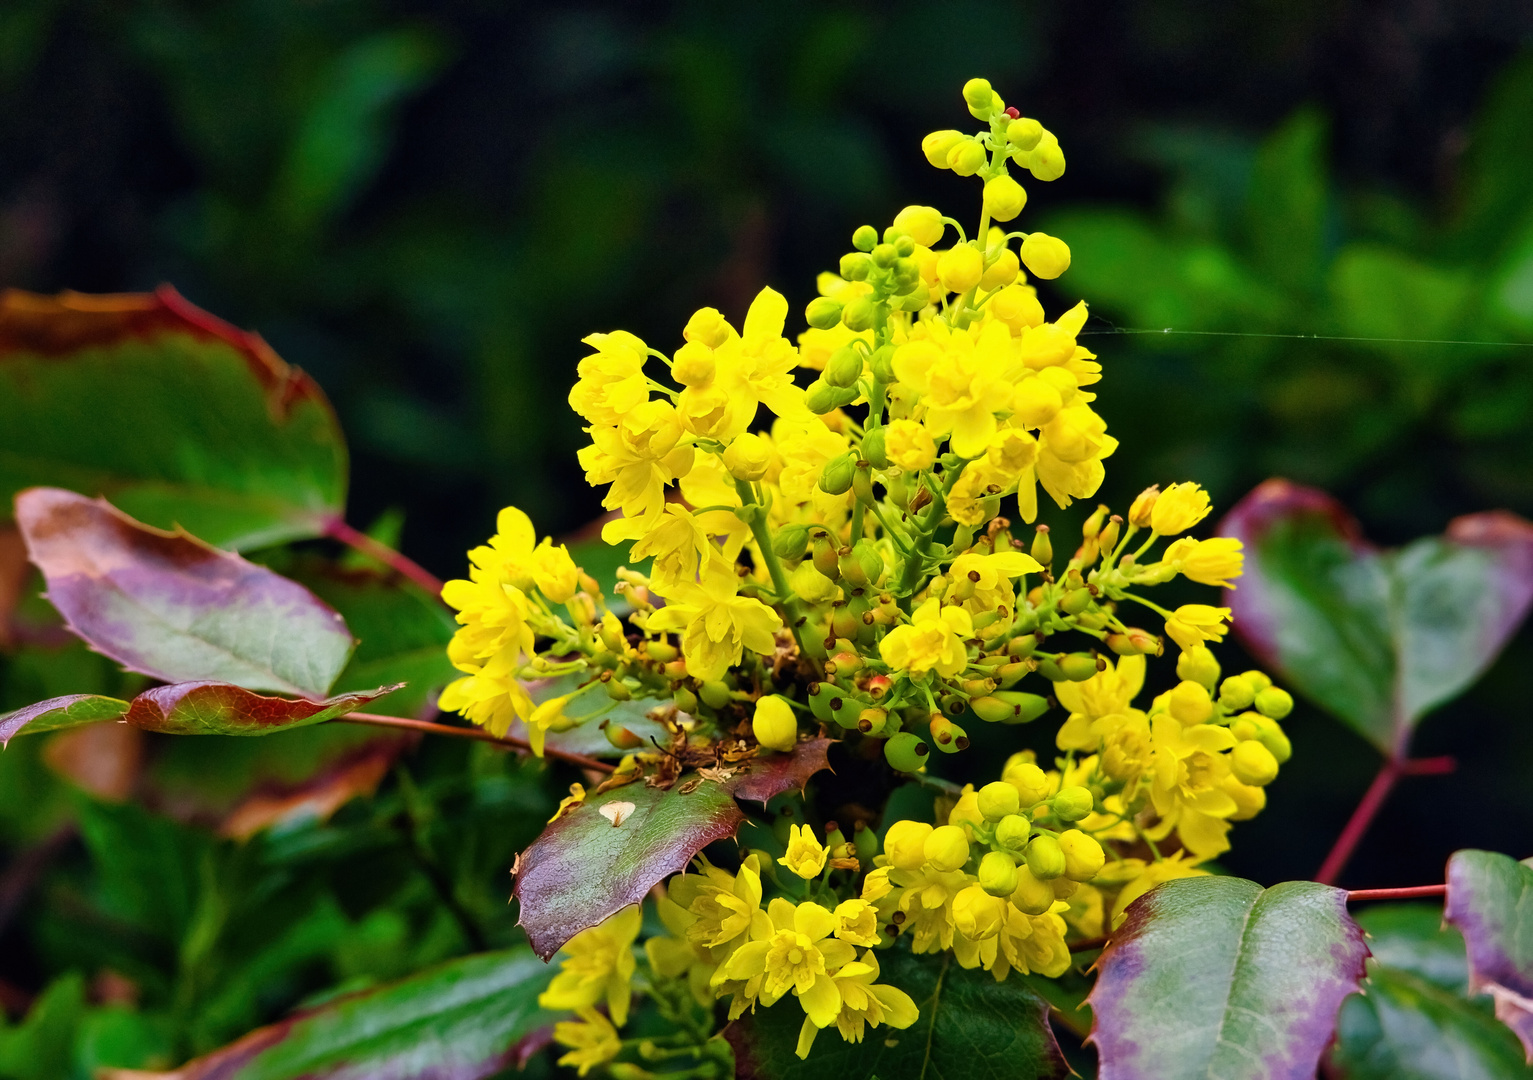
[784,824,829,879]
[1149,481,1211,535]
[645,564,782,681]
[1164,604,1233,651]
[538,904,642,1026]
[1164,536,1244,588]
[885,418,937,472]
[553,1007,621,1076]
[716,898,857,1025]
[795,950,920,1059]
[879,597,972,678]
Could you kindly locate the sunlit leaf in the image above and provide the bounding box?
[0,693,129,747]
[17,487,355,697]
[1220,479,1533,751]
[1088,875,1366,1080]
[0,287,346,550]
[1446,849,1533,1061]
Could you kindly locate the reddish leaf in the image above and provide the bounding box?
[1445,849,1533,1061]
[17,487,354,697]
[726,738,834,805]
[0,694,129,747]
[124,681,402,736]
[513,778,744,960]
[220,736,411,840]
[41,722,144,802]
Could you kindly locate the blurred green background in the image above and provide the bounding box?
[2,0,1533,1073]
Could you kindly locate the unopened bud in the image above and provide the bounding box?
[773,524,811,561]
[819,452,858,496]
[1060,587,1094,615]
[1051,786,1095,822]
[699,680,733,710]
[994,813,1031,852]
[825,345,863,389]
[977,781,1020,822]
[805,378,859,415]
[1177,645,1221,690]
[1082,504,1109,540]
[921,130,966,169]
[1006,116,1043,151]
[1107,627,1163,656]
[1059,652,1100,681]
[1128,485,1160,528]
[861,426,889,469]
[1024,834,1065,880]
[1254,686,1293,720]
[978,850,1019,896]
[1005,761,1052,805]
[1218,675,1256,711]
[962,77,995,114]
[1009,864,1055,914]
[1232,739,1280,786]
[841,296,877,332]
[1059,828,1105,881]
[805,296,843,330]
[923,824,970,871]
[722,432,772,481]
[852,223,879,251]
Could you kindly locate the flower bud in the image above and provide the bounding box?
[825,345,864,389]
[1025,130,1066,181]
[1058,829,1105,881]
[811,530,840,578]
[805,296,843,330]
[994,690,1050,723]
[1107,627,1163,657]
[977,850,1019,897]
[819,452,858,496]
[1059,652,1100,681]
[884,819,933,870]
[860,426,889,470]
[992,283,1046,329]
[853,820,880,863]
[994,813,1031,852]
[937,245,984,293]
[893,283,931,312]
[1005,761,1052,805]
[773,524,811,561]
[871,242,899,269]
[1052,877,1079,900]
[752,694,797,751]
[953,884,1007,940]
[1254,686,1293,720]
[892,204,944,247]
[1009,864,1056,914]
[1025,834,1065,880]
[962,77,995,113]
[805,378,859,415]
[983,174,1027,222]
[1149,482,1211,535]
[868,343,897,382]
[979,246,1021,292]
[840,251,871,280]
[599,611,626,653]
[1242,670,1274,692]
[969,695,1014,724]
[1051,786,1094,822]
[921,130,966,169]
[1128,485,1159,527]
[1168,679,1215,725]
[1020,232,1071,279]
[841,295,877,332]
[851,224,879,252]
[977,781,1020,822]
[924,824,971,871]
[947,139,988,177]
[672,340,716,386]
[883,732,929,773]
[722,432,772,481]
[605,676,633,702]
[683,306,731,348]
[1231,739,1279,786]
[929,714,969,752]
[1218,675,1256,711]
[1060,587,1093,615]
[1176,645,1221,691]
[789,560,838,604]
[699,679,733,709]
[1006,116,1043,151]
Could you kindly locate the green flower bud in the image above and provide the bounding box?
[811,531,840,578]
[825,345,864,388]
[1024,834,1065,880]
[841,296,876,332]
[840,251,872,281]
[790,560,837,604]
[1231,739,1279,786]
[994,690,1049,723]
[871,242,898,269]
[1051,786,1095,822]
[604,676,633,701]
[819,452,858,496]
[969,696,1015,724]
[854,539,883,585]
[1059,652,1101,681]
[894,234,916,257]
[773,524,811,561]
[805,379,859,415]
[893,284,931,311]
[1240,712,1292,763]
[1058,829,1105,881]
[924,824,970,872]
[994,813,1031,852]
[672,685,697,713]
[805,296,843,330]
[852,224,879,252]
[1218,675,1256,711]
[978,850,1019,897]
[977,781,1020,822]
[1177,644,1221,690]
[860,426,889,469]
[892,256,921,286]
[1006,116,1043,150]
[884,731,929,773]
[867,343,897,383]
[1009,864,1055,914]
[1254,686,1294,720]
[699,680,733,710]
[808,681,836,722]
[1242,670,1274,692]
[853,820,879,863]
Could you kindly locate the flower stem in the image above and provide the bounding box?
[323,516,446,598]
[1315,753,1455,885]
[733,478,811,658]
[340,712,614,773]
[1346,884,1446,902]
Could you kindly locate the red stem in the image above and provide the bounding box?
[323,517,446,598]
[1315,753,1457,885]
[340,711,614,773]
[1346,884,1446,902]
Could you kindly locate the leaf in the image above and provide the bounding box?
[725,949,1068,1079]
[219,736,410,840]
[0,693,129,747]
[1355,903,1469,993]
[1330,245,1475,357]
[1246,107,1330,293]
[1446,850,1533,1061]
[0,286,346,550]
[1087,875,1367,1080]
[725,738,835,805]
[108,947,557,1080]
[1220,479,1533,751]
[513,778,744,959]
[17,487,355,697]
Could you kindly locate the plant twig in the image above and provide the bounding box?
[1315,754,1456,886]
[340,712,614,773]
[1347,884,1446,902]
[323,516,446,598]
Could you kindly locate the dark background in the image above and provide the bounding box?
[1,0,1532,1062]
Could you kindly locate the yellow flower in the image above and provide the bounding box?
[553,1008,620,1076]
[946,460,1009,527]
[440,561,539,664]
[1164,604,1232,651]
[538,904,642,1026]
[618,503,719,594]
[885,418,937,472]
[1019,232,1070,279]
[1150,481,1211,535]
[878,597,973,678]
[784,824,829,879]
[645,563,782,681]
[716,898,858,1025]
[569,330,650,425]
[1148,716,1238,858]
[1164,536,1244,588]
[892,204,944,247]
[578,399,695,531]
[794,949,919,1059]
[450,505,581,605]
[831,899,881,947]
[437,642,534,738]
[991,904,1072,980]
[668,854,764,959]
[892,321,1013,457]
[1054,653,1145,751]
[722,432,774,481]
[947,550,1042,614]
[645,895,717,1007]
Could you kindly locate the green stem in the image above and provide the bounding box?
[734,477,811,657]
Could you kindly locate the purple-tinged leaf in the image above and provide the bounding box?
[725,738,834,805]
[513,778,743,960]
[124,681,402,736]
[16,487,354,697]
[111,946,556,1079]
[1220,479,1533,751]
[1089,875,1367,1080]
[1445,849,1533,1061]
[0,693,128,747]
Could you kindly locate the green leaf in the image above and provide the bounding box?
[1446,850,1533,1061]
[1355,903,1468,993]
[0,287,346,550]
[1220,480,1533,751]
[1246,107,1330,293]
[131,947,556,1080]
[513,777,744,959]
[17,487,355,697]
[0,973,87,1080]
[1330,245,1475,354]
[1088,875,1367,1080]
[0,692,129,747]
[726,948,1067,1079]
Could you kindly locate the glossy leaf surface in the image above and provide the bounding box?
[126,947,555,1079]
[1220,479,1533,750]
[0,693,129,747]
[725,738,834,805]
[726,949,1067,1079]
[18,487,354,697]
[1446,850,1533,1060]
[1089,875,1366,1080]
[0,287,345,550]
[513,778,743,959]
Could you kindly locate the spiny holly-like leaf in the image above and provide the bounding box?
[1088,875,1368,1080]
[0,286,345,551]
[109,947,556,1080]
[513,778,743,960]
[17,487,354,697]
[725,738,834,805]
[726,949,1068,1079]
[1220,479,1533,751]
[0,682,399,742]
[1446,849,1533,1061]
[0,694,129,747]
